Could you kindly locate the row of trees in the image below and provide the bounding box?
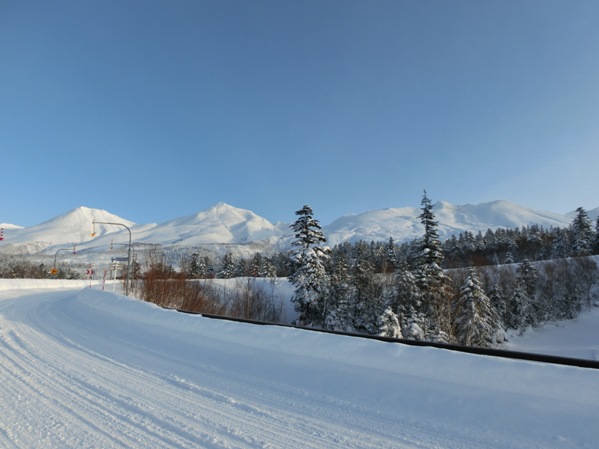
[171,205,599,281]
[441,206,599,267]
[0,259,81,279]
[287,194,599,347]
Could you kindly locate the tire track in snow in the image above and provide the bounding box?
[0,289,522,449]
[0,291,411,449]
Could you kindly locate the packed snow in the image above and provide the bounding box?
[506,306,599,361]
[1,279,598,448]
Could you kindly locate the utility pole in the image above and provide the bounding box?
[91,221,132,296]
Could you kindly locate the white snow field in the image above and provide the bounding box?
[1,280,599,449]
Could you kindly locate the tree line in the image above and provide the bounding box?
[285,193,599,347]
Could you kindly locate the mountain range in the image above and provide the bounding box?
[1,201,598,256]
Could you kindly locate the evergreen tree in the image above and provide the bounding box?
[517,259,538,299]
[394,265,425,340]
[508,284,530,334]
[454,269,498,347]
[551,227,571,258]
[517,260,541,327]
[218,252,236,279]
[288,205,330,326]
[324,254,353,331]
[570,207,593,256]
[414,191,452,341]
[488,282,508,330]
[188,252,201,278]
[595,216,599,254]
[383,237,398,273]
[377,308,402,338]
[350,256,384,334]
[250,253,264,277]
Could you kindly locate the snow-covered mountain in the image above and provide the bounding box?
[0,207,134,254]
[130,202,283,246]
[323,200,576,245]
[0,200,595,256]
[0,223,23,230]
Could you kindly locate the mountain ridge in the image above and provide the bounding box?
[0,201,597,255]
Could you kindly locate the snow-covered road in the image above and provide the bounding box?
[1,282,598,448]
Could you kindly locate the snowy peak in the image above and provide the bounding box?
[2,207,135,248]
[324,207,422,246]
[432,200,570,232]
[0,223,23,230]
[133,203,282,245]
[323,200,573,245]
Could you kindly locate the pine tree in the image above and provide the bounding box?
[188,252,201,278]
[414,191,452,341]
[383,237,398,273]
[378,308,402,338]
[288,205,330,326]
[350,256,384,334]
[488,282,508,330]
[595,216,599,254]
[570,207,593,256]
[394,265,425,340]
[517,260,541,327]
[324,253,353,331]
[508,285,530,334]
[552,227,571,258]
[218,252,236,279]
[454,269,498,347]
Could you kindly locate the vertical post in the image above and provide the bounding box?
[53,247,75,275]
[92,221,132,296]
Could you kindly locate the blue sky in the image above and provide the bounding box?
[2,0,598,227]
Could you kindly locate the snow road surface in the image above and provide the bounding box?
[1,281,598,448]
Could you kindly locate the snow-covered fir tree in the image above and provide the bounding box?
[487,282,508,330]
[394,264,425,340]
[288,205,330,326]
[218,252,236,279]
[188,252,201,278]
[383,237,398,273]
[551,227,571,259]
[454,269,500,347]
[517,259,541,327]
[350,255,385,334]
[508,284,530,334]
[414,191,452,342]
[377,308,402,339]
[570,207,593,256]
[324,253,353,331]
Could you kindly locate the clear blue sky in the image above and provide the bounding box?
[2,0,598,227]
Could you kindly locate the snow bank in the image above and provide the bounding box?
[77,288,599,407]
[0,278,101,291]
